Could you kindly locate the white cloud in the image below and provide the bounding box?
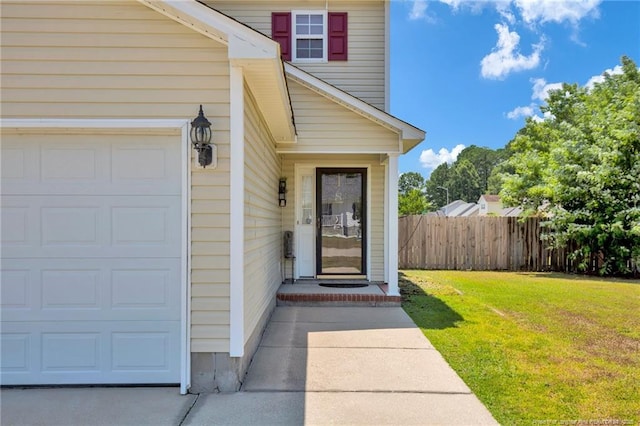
[531,78,563,101]
[480,24,544,79]
[585,65,623,89]
[506,105,536,120]
[409,0,428,20]
[419,144,466,170]
[439,0,465,10]
[513,0,601,25]
[496,2,516,24]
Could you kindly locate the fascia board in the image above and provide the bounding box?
[139,0,280,58]
[138,0,295,142]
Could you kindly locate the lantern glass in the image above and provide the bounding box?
[190,105,212,146]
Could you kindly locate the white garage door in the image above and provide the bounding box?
[1,132,183,385]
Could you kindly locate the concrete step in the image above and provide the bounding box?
[276,292,401,307]
[276,282,401,307]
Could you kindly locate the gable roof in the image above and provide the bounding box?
[284,63,425,154]
[137,0,296,142]
[480,195,501,203]
[138,0,425,152]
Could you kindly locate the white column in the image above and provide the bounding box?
[229,65,244,357]
[386,154,400,296]
[383,158,389,283]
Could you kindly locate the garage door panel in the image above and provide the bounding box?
[0,332,32,373]
[0,207,30,245]
[1,135,181,195]
[1,269,31,310]
[2,258,181,322]
[1,321,180,385]
[1,132,183,385]
[2,195,181,259]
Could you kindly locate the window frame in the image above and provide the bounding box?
[292,10,328,63]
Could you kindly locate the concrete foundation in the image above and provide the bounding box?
[190,297,276,393]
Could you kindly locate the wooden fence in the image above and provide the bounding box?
[398,216,572,271]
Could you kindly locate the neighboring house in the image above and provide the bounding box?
[501,206,524,217]
[447,202,479,217]
[478,194,502,216]
[428,200,478,217]
[0,1,424,393]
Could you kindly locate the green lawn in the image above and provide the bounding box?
[399,270,640,425]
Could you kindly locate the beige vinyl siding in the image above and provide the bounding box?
[205,0,385,109]
[1,0,231,353]
[243,85,282,343]
[280,79,399,153]
[280,155,386,282]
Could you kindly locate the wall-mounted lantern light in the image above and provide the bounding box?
[190,105,216,168]
[279,178,287,207]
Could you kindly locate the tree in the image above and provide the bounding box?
[425,162,451,208]
[456,145,503,194]
[399,171,425,195]
[500,56,640,276]
[398,171,430,215]
[399,188,430,216]
[449,159,481,202]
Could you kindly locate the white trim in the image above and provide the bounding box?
[291,10,328,63]
[284,63,425,145]
[366,166,372,280]
[294,162,372,281]
[229,65,245,357]
[137,0,276,55]
[383,156,389,283]
[0,117,192,393]
[276,148,403,155]
[137,0,296,143]
[0,118,188,129]
[386,154,399,296]
[181,122,191,395]
[294,165,316,279]
[384,1,390,113]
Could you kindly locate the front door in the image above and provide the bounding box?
[316,169,366,275]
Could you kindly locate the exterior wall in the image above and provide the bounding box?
[206,0,386,109]
[243,85,282,344]
[0,0,232,353]
[279,79,399,154]
[478,196,503,216]
[281,155,386,282]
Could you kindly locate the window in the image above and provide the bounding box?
[272,11,348,62]
[293,11,326,61]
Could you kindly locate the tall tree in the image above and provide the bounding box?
[425,162,451,208]
[399,189,429,216]
[398,172,425,195]
[500,56,640,276]
[456,145,502,194]
[398,171,430,215]
[449,159,481,202]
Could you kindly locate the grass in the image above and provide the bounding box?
[399,270,640,425]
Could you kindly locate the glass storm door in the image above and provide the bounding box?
[316,169,366,275]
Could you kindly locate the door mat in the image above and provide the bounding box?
[318,283,369,288]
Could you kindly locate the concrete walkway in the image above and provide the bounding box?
[1,307,497,425]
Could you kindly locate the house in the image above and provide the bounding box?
[0,0,425,393]
[427,200,479,217]
[478,194,502,216]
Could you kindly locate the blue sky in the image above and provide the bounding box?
[389,0,640,175]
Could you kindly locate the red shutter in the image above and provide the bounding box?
[271,12,291,61]
[328,12,348,61]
